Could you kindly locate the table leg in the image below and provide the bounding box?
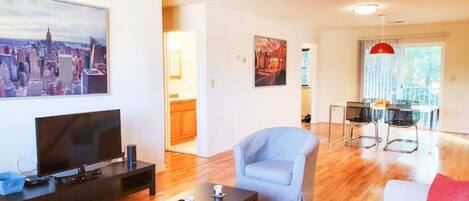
[430,110,434,131]
[342,108,346,138]
[436,109,440,146]
[150,168,156,196]
[429,110,434,154]
[329,105,333,144]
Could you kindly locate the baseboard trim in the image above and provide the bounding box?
[156,164,166,173]
[438,130,469,135]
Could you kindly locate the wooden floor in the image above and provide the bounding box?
[122,123,469,201]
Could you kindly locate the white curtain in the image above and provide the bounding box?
[359,39,400,102]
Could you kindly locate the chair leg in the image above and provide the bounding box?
[383,125,419,154]
[386,125,390,144]
[347,123,382,148]
[415,124,419,149]
[374,121,379,145]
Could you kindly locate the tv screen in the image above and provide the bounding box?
[36,110,122,176]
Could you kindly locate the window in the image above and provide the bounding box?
[301,48,311,86]
[400,45,442,107]
[361,40,443,125]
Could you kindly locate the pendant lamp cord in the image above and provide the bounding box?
[380,15,386,43]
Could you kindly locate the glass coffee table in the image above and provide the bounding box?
[169,183,258,201]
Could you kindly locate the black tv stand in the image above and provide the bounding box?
[53,166,102,185]
[0,161,156,201]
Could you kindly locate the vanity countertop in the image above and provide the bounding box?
[170,98,197,103]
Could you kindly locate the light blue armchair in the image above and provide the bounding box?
[234,127,320,201]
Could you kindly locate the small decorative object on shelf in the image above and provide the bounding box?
[213,184,226,198]
[127,144,137,168]
[0,172,25,196]
[24,175,50,187]
[178,196,195,201]
[212,193,226,199]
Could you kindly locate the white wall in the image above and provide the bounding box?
[162,3,208,155]
[166,31,198,99]
[163,3,315,156]
[316,21,469,134]
[0,0,165,171]
[316,29,361,123]
[204,4,314,156]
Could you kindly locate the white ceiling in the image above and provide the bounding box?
[162,0,469,30]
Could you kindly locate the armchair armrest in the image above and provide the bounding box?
[234,137,267,176]
[383,180,430,201]
[291,154,306,187]
[234,145,246,176]
[291,136,319,188]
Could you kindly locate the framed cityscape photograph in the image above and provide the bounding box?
[0,0,109,98]
[254,35,287,87]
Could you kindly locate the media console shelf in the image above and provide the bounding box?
[0,161,155,201]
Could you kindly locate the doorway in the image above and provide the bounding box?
[163,31,198,155]
[301,48,311,122]
[301,44,317,124]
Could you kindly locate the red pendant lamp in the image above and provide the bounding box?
[370,43,394,55]
[370,15,394,55]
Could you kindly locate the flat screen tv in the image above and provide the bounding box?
[35,110,122,176]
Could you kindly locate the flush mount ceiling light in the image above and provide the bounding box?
[352,4,379,15]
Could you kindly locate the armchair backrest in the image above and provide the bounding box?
[240,127,317,162]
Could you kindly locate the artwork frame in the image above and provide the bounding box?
[254,35,287,87]
[0,0,110,99]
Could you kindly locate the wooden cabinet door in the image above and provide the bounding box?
[171,112,183,138]
[182,110,197,136]
[170,99,197,146]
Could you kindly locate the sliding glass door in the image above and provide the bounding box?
[362,43,443,126]
[399,45,442,107]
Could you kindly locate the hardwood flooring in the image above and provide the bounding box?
[122,123,469,201]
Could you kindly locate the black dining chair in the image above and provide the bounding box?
[345,102,383,148]
[394,99,411,104]
[383,104,421,153]
[362,98,377,104]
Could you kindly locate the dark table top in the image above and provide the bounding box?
[168,183,258,201]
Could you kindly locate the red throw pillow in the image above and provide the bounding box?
[427,173,469,201]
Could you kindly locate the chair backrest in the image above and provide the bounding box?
[245,127,318,162]
[394,99,411,104]
[385,104,421,127]
[346,102,373,123]
[362,98,377,103]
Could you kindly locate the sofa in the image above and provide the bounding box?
[234,127,320,201]
[383,180,430,201]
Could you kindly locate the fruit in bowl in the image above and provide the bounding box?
[374,99,390,106]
